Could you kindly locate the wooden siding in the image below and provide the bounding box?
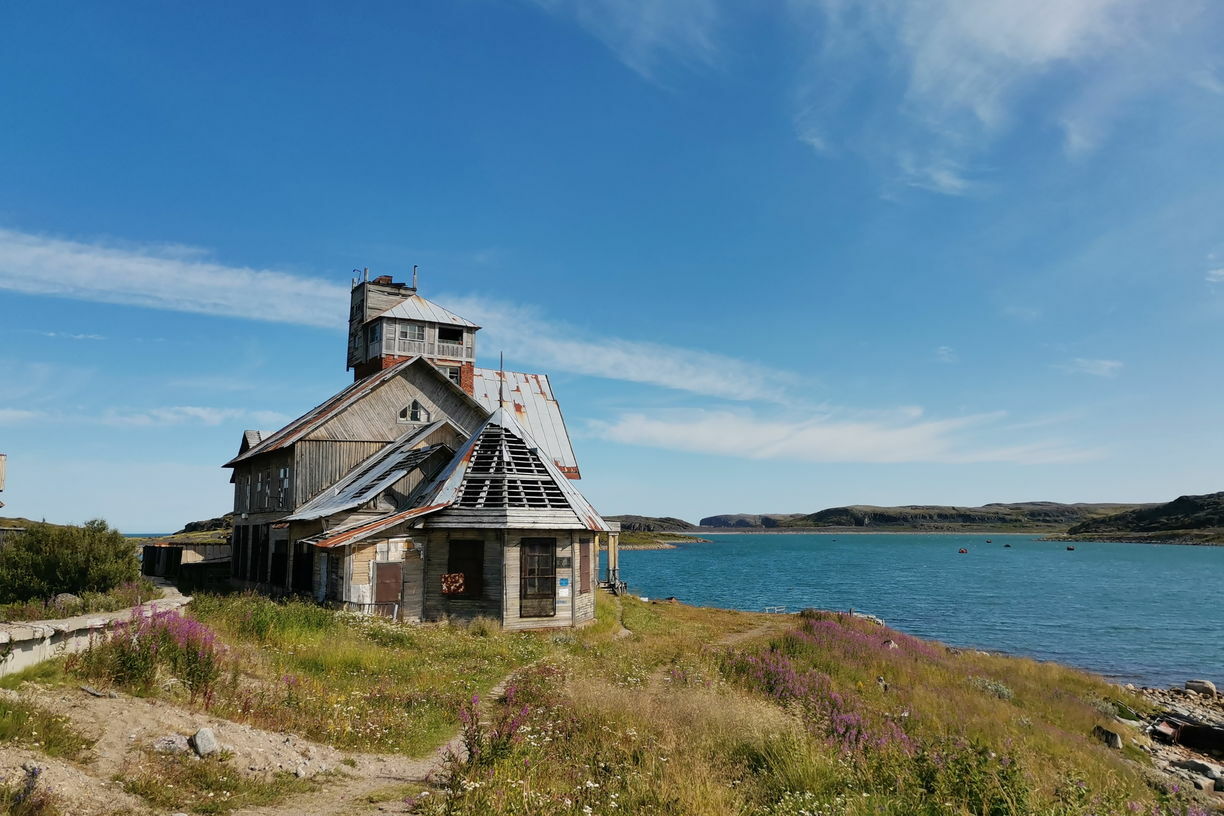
[423,508,588,530]
[303,367,484,446]
[421,530,504,622]
[501,531,593,631]
[294,440,387,507]
[400,540,424,622]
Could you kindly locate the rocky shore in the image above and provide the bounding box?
[1113,679,1224,807]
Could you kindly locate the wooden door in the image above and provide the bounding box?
[374,561,403,608]
[519,538,556,618]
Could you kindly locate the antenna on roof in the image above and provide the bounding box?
[412,264,419,290]
[499,351,506,408]
[363,267,369,282]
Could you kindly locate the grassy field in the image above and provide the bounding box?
[19,591,1213,815]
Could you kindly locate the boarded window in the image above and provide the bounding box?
[520,538,556,617]
[579,537,591,594]
[446,539,484,598]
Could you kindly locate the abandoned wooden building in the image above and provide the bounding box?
[223,273,620,628]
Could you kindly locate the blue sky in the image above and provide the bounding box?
[2,1,1222,531]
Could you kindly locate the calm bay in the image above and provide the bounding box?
[607,532,1224,688]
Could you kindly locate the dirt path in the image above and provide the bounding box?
[232,669,521,816]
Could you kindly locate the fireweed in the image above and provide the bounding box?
[68,607,224,703]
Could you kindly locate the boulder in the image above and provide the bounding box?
[1093,725,1123,750]
[190,727,219,757]
[1185,679,1217,698]
[51,593,81,608]
[1171,758,1222,780]
[152,734,190,754]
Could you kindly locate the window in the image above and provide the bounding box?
[278,466,291,505]
[399,322,425,341]
[445,540,484,598]
[520,538,557,617]
[398,400,430,424]
[255,470,267,509]
[437,326,463,344]
[439,366,462,386]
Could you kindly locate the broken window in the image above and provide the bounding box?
[398,400,430,424]
[445,539,484,598]
[438,366,462,386]
[437,326,463,344]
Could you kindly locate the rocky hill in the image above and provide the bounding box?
[604,515,696,532]
[699,513,806,528]
[701,502,1149,532]
[1066,492,1224,543]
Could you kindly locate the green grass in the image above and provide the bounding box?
[119,751,323,815]
[0,661,70,691]
[0,579,159,622]
[0,698,93,760]
[183,593,547,754]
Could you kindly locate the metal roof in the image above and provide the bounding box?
[284,421,454,522]
[469,368,580,478]
[371,294,480,328]
[309,406,609,546]
[405,407,610,531]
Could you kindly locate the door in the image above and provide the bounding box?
[374,561,403,615]
[519,538,556,618]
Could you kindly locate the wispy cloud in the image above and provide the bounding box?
[1207,267,1224,283]
[443,295,796,402]
[0,404,289,429]
[591,407,1095,464]
[1057,357,1123,377]
[0,228,347,328]
[791,0,1210,191]
[39,331,106,341]
[934,345,958,363]
[528,0,722,80]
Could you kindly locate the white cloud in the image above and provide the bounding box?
[0,228,348,328]
[591,408,1095,464]
[1207,268,1224,283]
[0,409,40,425]
[442,294,795,402]
[934,345,958,363]
[792,0,1208,191]
[529,0,722,80]
[40,332,105,341]
[1057,357,1123,377]
[99,406,290,428]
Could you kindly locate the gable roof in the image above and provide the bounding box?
[371,294,480,328]
[309,407,609,547]
[224,357,485,467]
[284,420,458,522]
[470,368,580,478]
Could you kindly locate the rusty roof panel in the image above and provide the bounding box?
[469,368,580,478]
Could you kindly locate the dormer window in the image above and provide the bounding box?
[399,400,430,424]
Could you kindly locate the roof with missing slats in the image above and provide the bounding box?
[284,420,457,522]
[469,368,579,479]
[371,294,480,328]
[309,407,609,547]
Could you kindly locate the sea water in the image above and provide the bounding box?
[605,533,1224,688]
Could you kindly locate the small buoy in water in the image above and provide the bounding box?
[1004,543,1011,548]
[1066,546,1076,551]
[958,548,968,554]
[986,539,992,543]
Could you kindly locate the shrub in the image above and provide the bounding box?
[0,766,62,816]
[0,579,156,622]
[68,607,224,703]
[0,520,138,604]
